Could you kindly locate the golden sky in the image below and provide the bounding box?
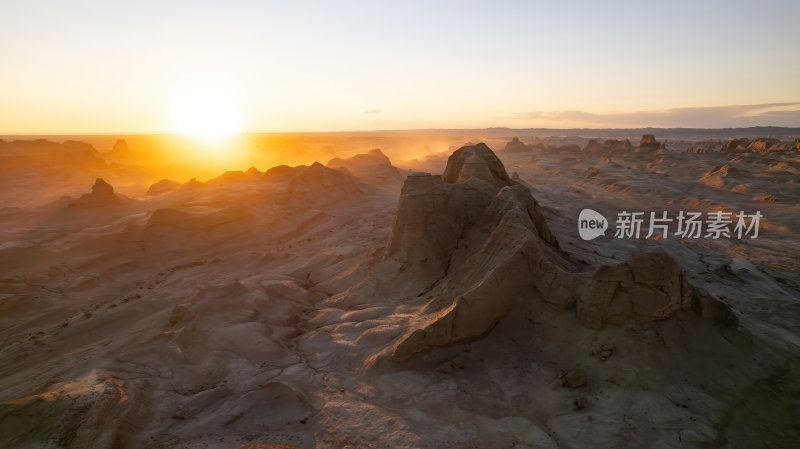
[2,1,799,133]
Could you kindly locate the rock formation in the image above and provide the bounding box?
[0,139,106,173]
[724,137,797,153]
[636,134,666,152]
[441,143,512,187]
[68,178,121,208]
[104,138,141,163]
[326,149,404,188]
[146,179,181,196]
[699,164,746,189]
[503,137,530,153]
[263,162,363,205]
[374,143,735,364]
[112,139,129,154]
[577,252,694,328]
[584,138,634,153]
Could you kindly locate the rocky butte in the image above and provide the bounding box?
[68,178,121,208]
[366,143,735,365]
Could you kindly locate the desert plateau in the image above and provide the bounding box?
[2,1,799,448]
[1,129,799,448]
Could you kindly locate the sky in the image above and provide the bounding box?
[1,0,799,133]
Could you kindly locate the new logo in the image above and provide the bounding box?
[578,209,608,240]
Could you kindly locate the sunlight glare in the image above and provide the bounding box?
[170,85,242,141]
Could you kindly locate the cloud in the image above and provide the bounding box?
[363,109,383,114]
[509,103,800,128]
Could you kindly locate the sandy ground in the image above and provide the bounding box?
[0,135,798,448]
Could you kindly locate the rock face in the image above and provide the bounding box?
[385,172,559,283]
[442,143,512,187]
[637,134,666,152]
[373,143,735,364]
[576,252,694,328]
[69,178,121,208]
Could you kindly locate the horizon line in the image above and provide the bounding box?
[2,124,800,137]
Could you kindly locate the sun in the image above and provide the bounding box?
[170,86,242,140]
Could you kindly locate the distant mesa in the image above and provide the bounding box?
[636,134,666,152]
[327,148,392,170]
[326,148,404,188]
[501,137,572,154]
[104,138,136,161]
[687,140,724,153]
[0,139,106,171]
[217,169,248,181]
[584,138,634,152]
[147,179,181,196]
[68,178,121,208]
[504,136,530,153]
[112,138,128,154]
[724,137,798,153]
[264,161,363,204]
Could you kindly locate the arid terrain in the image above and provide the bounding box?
[1,130,799,448]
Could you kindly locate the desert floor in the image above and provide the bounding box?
[1,133,798,448]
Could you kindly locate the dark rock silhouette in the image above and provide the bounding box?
[68,178,121,208]
[112,139,128,154]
